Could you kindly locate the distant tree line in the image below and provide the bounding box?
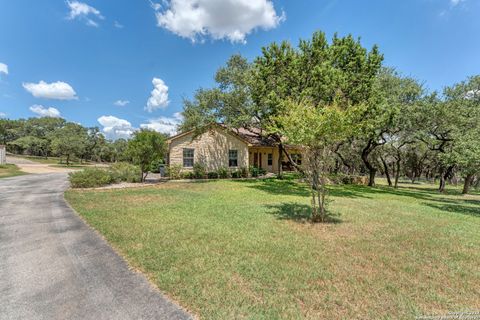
[0,117,167,175]
[179,31,480,221]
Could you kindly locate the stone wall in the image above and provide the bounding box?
[168,128,249,171]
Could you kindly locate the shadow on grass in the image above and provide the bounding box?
[425,203,480,218]
[266,202,342,224]
[234,178,480,219]
[232,178,311,197]
[234,178,373,199]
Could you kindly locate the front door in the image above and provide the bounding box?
[253,152,262,168]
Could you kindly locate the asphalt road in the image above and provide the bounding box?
[0,173,192,320]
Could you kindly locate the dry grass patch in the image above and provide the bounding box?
[0,164,26,178]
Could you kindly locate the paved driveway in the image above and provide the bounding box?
[0,173,191,320]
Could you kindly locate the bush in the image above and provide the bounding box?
[249,166,268,177]
[150,159,164,173]
[69,168,114,188]
[231,170,241,178]
[193,163,207,179]
[110,162,141,183]
[207,172,219,179]
[239,167,249,178]
[167,164,182,180]
[329,173,369,185]
[181,171,194,179]
[217,167,229,179]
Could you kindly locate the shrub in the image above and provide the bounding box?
[181,171,195,179]
[110,162,142,183]
[217,167,229,179]
[69,168,114,188]
[239,167,249,178]
[193,163,207,179]
[249,166,267,177]
[231,170,241,178]
[207,172,219,179]
[328,174,369,185]
[150,159,164,173]
[167,164,182,180]
[258,167,267,176]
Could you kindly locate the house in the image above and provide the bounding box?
[166,125,303,174]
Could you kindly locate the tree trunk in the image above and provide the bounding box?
[361,139,377,187]
[380,156,392,187]
[66,154,70,166]
[277,143,283,178]
[462,173,474,195]
[439,165,454,193]
[394,160,401,188]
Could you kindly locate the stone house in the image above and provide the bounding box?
[166,125,303,174]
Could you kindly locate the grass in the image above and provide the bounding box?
[65,179,480,319]
[9,154,95,166]
[0,164,26,178]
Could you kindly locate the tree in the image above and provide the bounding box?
[8,136,49,156]
[127,129,167,182]
[367,68,425,187]
[50,123,88,165]
[438,76,480,194]
[181,31,383,178]
[276,100,352,222]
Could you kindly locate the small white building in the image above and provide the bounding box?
[0,145,6,165]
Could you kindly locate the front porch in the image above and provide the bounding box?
[248,146,302,174]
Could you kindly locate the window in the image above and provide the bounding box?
[229,149,238,167]
[183,148,194,167]
[267,153,273,166]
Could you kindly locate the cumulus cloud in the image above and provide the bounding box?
[152,0,284,43]
[114,21,124,29]
[465,89,480,100]
[146,78,170,112]
[114,99,130,106]
[29,105,62,118]
[140,112,183,136]
[23,81,77,100]
[0,63,8,75]
[0,112,6,118]
[98,115,135,140]
[66,1,104,27]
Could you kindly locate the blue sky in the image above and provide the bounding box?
[0,0,479,139]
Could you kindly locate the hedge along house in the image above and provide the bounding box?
[166,125,303,174]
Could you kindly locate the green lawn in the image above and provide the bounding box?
[65,179,480,319]
[0,164,26,178]
[9,154,95,166]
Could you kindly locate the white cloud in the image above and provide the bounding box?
[140,112,183,136]
[146,77,170,112]
[465,89,480,100]
[0,112,6,118]
[114,99,130,106]
[152,0,284,43]
[29,105,62,118]
[450,0,465,6]
[66,1,104,27]
[0,63,8,75]
[98,115,135,140]
[23,81,77,100]
[114,21,124,29]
